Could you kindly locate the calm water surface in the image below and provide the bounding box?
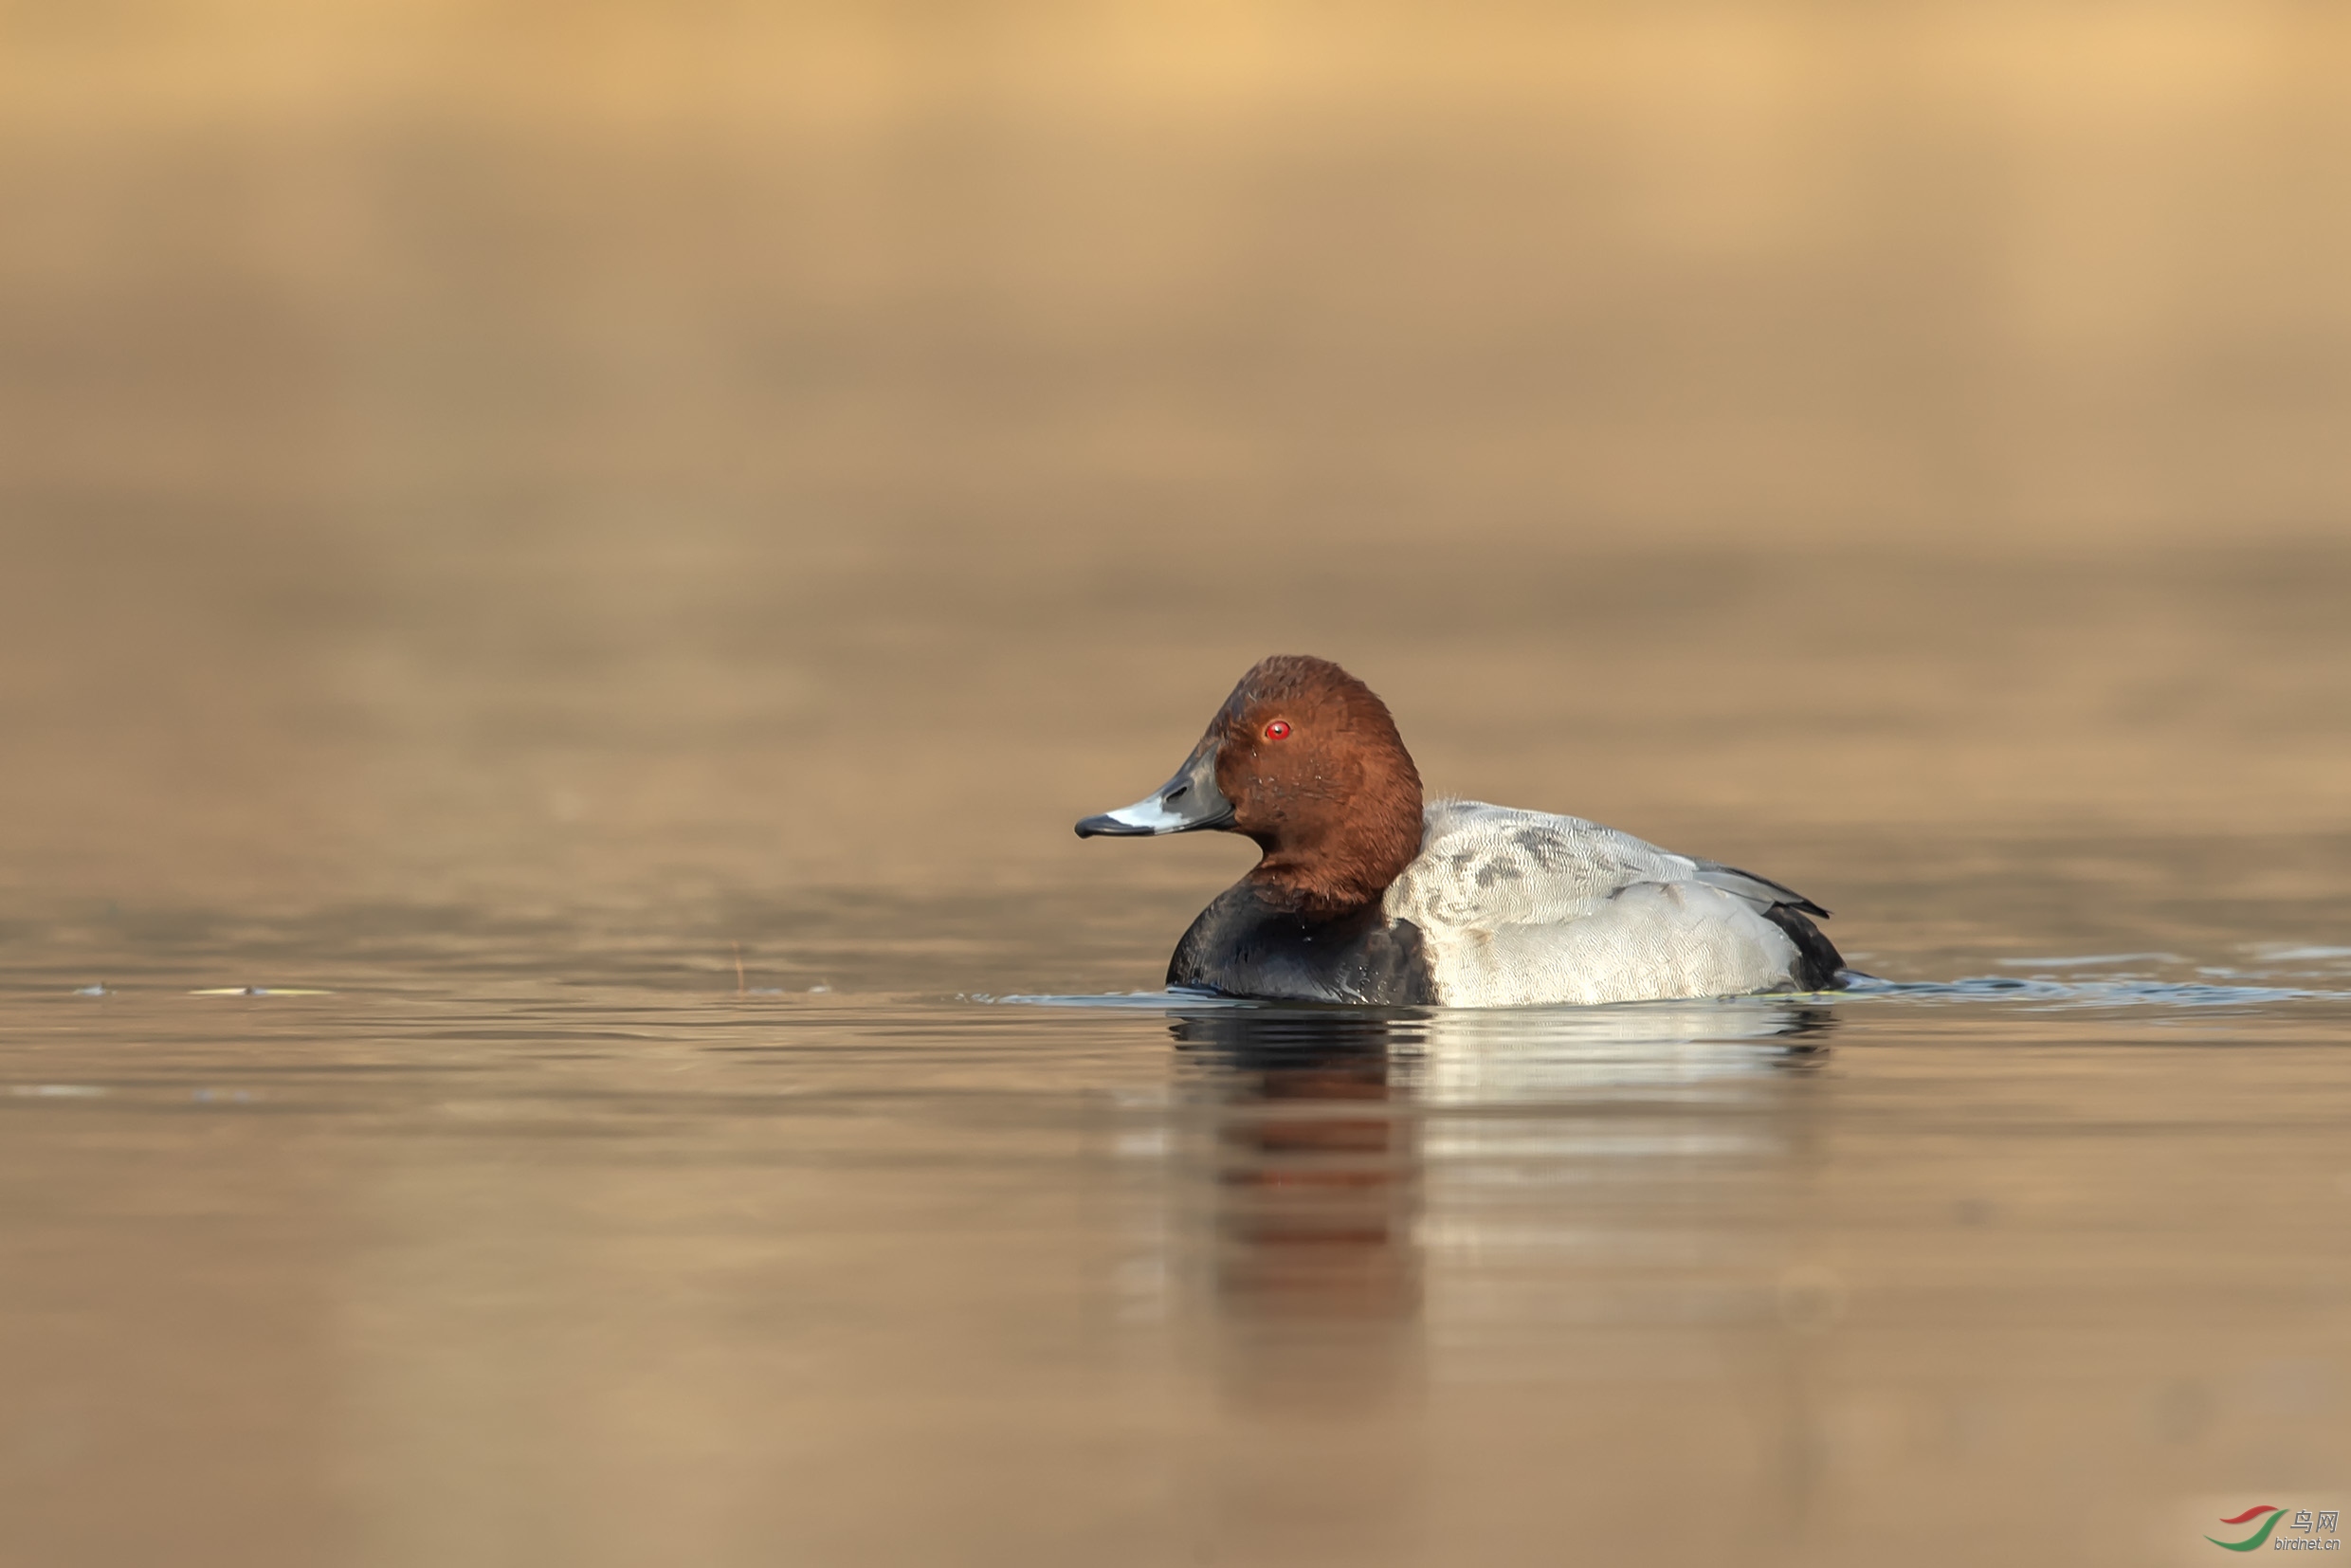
[6,829,2350,1568]
[7,29,2351,1553]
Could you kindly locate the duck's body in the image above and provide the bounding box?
[1168,800,1839,1006]
[1080,657,1846,1008]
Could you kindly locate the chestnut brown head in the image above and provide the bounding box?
[1077,656,1425,915]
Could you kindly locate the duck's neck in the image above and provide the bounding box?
[1247,768,1425,920]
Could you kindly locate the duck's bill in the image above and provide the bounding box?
[1075,742,1235,837]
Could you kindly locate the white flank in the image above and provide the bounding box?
[1382,799,1809,1006]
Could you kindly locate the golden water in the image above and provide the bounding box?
[6,6,2351,1563]
[6,537,2349,1568]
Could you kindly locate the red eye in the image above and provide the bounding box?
[1264,720,1291,740]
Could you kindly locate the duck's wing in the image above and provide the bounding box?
[1383,800,1703,929]
[1688,860,1831,920]
[1383,801,1843,1004]
[1683,859,1842,987]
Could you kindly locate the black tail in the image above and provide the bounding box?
[1761,903,1847,992]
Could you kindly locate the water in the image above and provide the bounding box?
[6,488,2349,1568]
[6,837,2351,1567]
[5,537,2351,1568]
[8,9,2351,1559]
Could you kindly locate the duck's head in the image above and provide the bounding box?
[1077,655,1424,914]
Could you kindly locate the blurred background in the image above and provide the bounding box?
[7,9,2351,1566]
[2,0,2347,938]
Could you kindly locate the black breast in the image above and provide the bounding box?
[1166,881,1435,1004]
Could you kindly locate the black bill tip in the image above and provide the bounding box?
[1075,813,1155,838]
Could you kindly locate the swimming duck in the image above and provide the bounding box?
[1076,655,1846,1006]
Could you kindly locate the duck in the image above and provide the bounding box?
[1076,655,1847,1007]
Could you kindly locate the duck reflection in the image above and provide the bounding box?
[1171,1008,1433,1329]
[1157,1000,1837,1557]
[1157,1008,1432,1560]
[1167,999,1835,1336]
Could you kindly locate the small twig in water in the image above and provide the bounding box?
[733,941,746,997]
